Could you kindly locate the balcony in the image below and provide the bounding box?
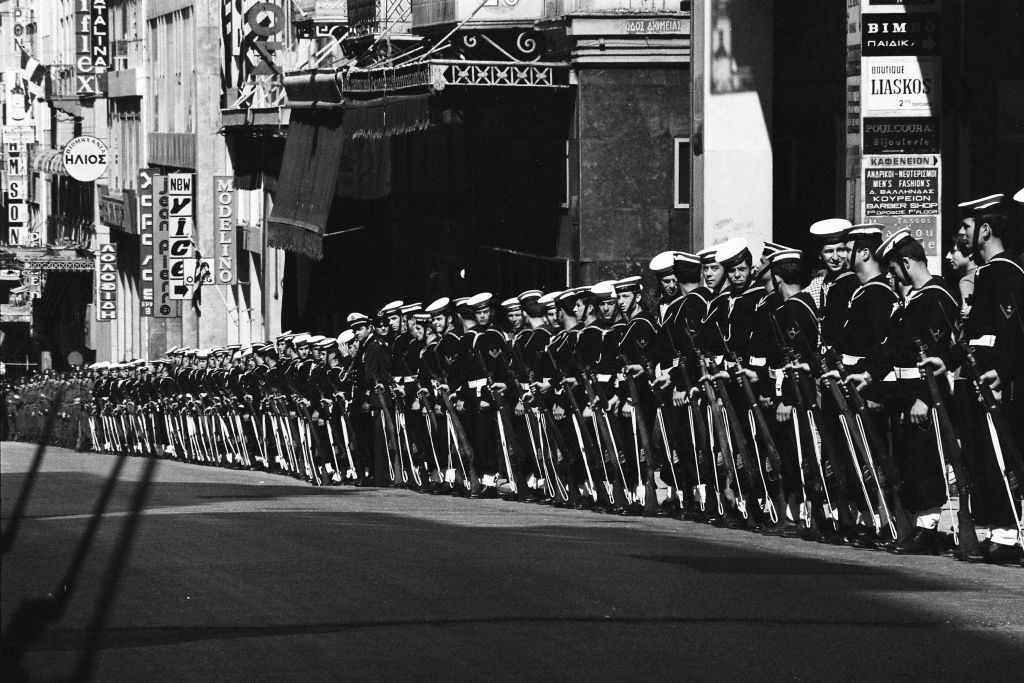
[412,0,546,32]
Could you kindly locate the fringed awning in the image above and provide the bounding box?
[266,108,345,260]
[266,92,428,260]
[345,96,430,139]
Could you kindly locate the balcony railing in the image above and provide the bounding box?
[543,0,683,14]
[412,0,546,30]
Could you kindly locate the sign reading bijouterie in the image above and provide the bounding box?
[862,116,938,154]
[96,243,117,320]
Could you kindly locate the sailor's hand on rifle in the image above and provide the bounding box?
[514,400,525,417]
[820,369,841,381]
[739,367,758,383]
[531,380,551,393]
[561,377,578,387]
[775,403,793,422]
[491,381,507,393]
[480,399,491,410]
[552,404,566,421]
[909,398,929,425]
[918,356,946,375]
[455,399,465,412]
[624,364,644,377]
[845,372,872,392]
[655,375,673,389]
[607,394,620,413]
[979,369,1002,402]
[411,399,421,412]
[417,387,429,398]
[672,389,687,406]
[438,383,450,394]
[621,399,634,418]
[759,395,773,409]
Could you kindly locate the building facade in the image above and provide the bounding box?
[2,0,1022,374]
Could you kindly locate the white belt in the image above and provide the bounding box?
[402,375,415,383]
[748,356,766,367]
[467,378,487,389]
[969,335,996,347]
[519,382,531,391]
[841,354,864,366]
[884,367,921,381]
[597,373,612,382]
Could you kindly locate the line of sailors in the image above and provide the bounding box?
[15,190,1024,567]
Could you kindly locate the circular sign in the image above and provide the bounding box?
[62,136,109,182]
[67,351,84,367]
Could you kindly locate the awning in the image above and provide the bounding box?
[266,108,346,260]
[31,147,66,176]
[267,90,429,260]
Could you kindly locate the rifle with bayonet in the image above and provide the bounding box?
[426,345,480,493]
[914,334,978,548]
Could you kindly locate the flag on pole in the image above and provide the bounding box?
[17,41,46,100]
[191,257,211,316]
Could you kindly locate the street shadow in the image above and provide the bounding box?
[3,468,1023,679]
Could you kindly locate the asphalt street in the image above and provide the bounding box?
[2,442,1023,681]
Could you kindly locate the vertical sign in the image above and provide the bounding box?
[845,1,862,222]
[96,243,118,320]
[858,2,942,266]
[75,0,95,95]
[152,174,178,317]
[92,0,110,91]
[4,132,27,245]
[213,176,237,285]
[167,173,195,300]
[139,168,156,316]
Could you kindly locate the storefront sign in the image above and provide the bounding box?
[862,57,938,117]
[623,18,686,35]
[167,172,195,300]
[214,176,237,284]
[149,172,179,318]
[74,0,107,96]
[862,13,939,56]
[139,168,156,316]
[862,116,938,154]
[863,154,940,256]
[3,132,28,245]
[96,243,117,320]
[63,135,108,182]
[863,154,939,214]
